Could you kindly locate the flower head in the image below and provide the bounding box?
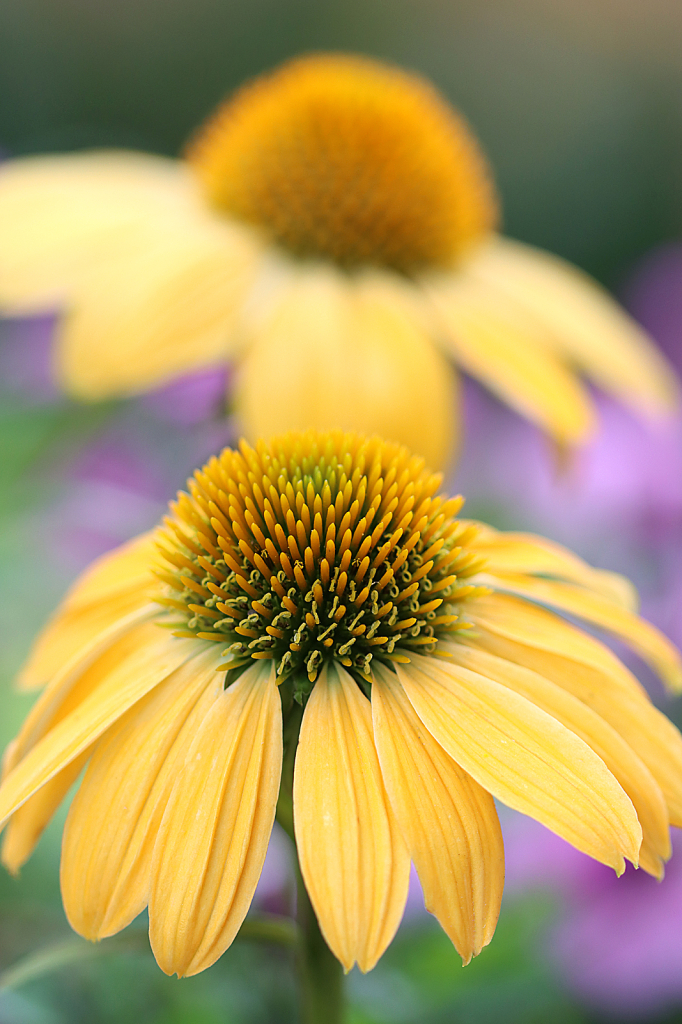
[2,431,682,978]
[187,54,497,272]
[0,55,677,467]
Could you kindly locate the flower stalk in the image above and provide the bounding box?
[278,698,345,1024]
[295,869,345,1024]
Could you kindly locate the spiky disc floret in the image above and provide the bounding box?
[155,432,486,701]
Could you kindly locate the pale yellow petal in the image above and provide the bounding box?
[469,528,638,611]
[468,236,679,416]
[371,663,504,960]
[18,533,158,690]
[7,607,158,773]
[1,753,89,874]
[237,265,458,471]
[469,593,647,699]
[447,642,670,877]
[293,662,410,972]
[0,152,203,312]
[60,646,224,939]
[57,220,261,399]
[0,631,198,828]
[148,661,282,977]
[424,271,595,444]
[468,594,682,826]
[397,655,641,872]
[479,570,682,692]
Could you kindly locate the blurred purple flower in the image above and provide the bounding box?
[505,814,682,1018]
[625,242,682,377]
[140,365,230,426]
[0,314,59,402]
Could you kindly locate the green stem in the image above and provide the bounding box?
[295,870,345,1024]
[0,932,148,991]
[277,695,345,1024]
[237,913,298,947]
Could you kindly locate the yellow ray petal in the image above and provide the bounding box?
[237,265,459,471]
[468,595,682,826]
[469,527,638,611]
[371,663,504,960]
[424,272,595,445]
[148,661,282,977]
[468,236,679,416]
[0,152,203,312]
[469,593,647,699]
[6,608,159,774]
[397,656,641,872]
[60,646,224,939]
[57,219,261,400]
[18,534,158,691]
[0,632,198,829]
[446,642,670,877]
[479,571,682,692]
[293,662,410,972]
[1,753,89,874]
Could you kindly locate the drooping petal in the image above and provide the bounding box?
[6,609,158,773]
[237,265,459,470]
[293,662,410,972]
[57,219,261,399]
[469,527,638,611]
[468,594,682,826]
[467,236,679,416]
[478,571,682,692]
[424,271,594,445]
[148,662,282,978]
[371,663,504,960]
[397,656,641,872]
[468,593,647,699]
[18,533,158,690]
[1,753,89,874]
[447,642,670,877]
[0,153,204,312]
[0,632,198,829]
[60,646,224,939]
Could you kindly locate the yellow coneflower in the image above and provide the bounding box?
[1,431,681,1014]
[0,55,677,469]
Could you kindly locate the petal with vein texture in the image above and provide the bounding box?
[237,265,458,470]
[2,753,89,873]
[148,662,282,977]
[479,571,682,691]
[6,610,159,774]
[18,534,158,690]
[468,237,679,416]
[294,662,410,972]
[469,593,647,699]
[0,632,197,828]
[397,655,641,871]
[447,642,670,877]
[425,272,594,444]
[469,528,638,610]
[468,596,682,826]
[372,662,504,960]
[60,645,224,939]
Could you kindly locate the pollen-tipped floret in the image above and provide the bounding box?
[155,432,486,700]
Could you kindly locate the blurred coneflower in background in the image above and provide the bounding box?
[0,53,678,471]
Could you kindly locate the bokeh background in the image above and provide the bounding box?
[3,1,682,1021]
